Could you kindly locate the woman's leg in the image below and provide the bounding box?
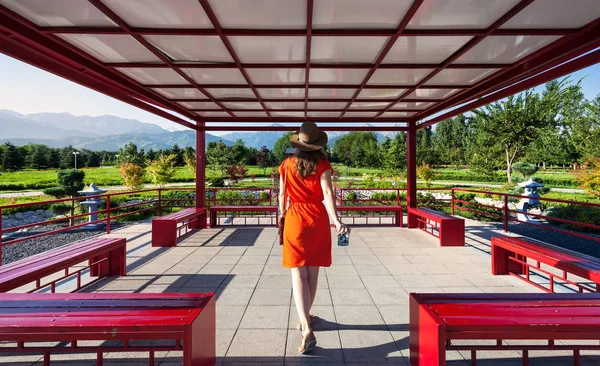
[291,266,311,336]
[307,266,320,310]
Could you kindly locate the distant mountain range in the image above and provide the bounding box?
[0,110,395,151]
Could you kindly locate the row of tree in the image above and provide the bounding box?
[0,142,113,171]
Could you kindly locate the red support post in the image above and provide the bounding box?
[0,208,3,266]
[196,121,207,228]
[406,122,417,228]
[504,195,509,232]
[105,195,111,234]
[451,189,455,216]
[157,189,162,217]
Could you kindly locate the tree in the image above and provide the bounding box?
[170,144,185,166]
[147,154,176,186]
[184,151,196,177]
[118,142,146,167]
[332,132,379,168]
[1,142,25,171]
[417,161,436,187]
[416,126,437,165]
[42,170,85,226]
[27,144,49,170]
[207,140,234,174]
[231,139,249,163]
[145,149,158,162]
[511,162,538,179]
[472,83,563,183]
[118,163,144,190]
[273,132,294,162]
[383,132,407,171]
[225,163,248,183]
[576,157,600,198]
[433,115,469,168]
[87,151,101,167]
[256,145,274,175]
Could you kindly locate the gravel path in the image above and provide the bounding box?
[1,223,131,265]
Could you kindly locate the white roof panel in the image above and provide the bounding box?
[501,0,600,29]
[424,68,500,85]
[0,0,117,27]
[103,0,212,28]
[313,0,412,29]
[58,34,161,63]
[456,35,562,64]
[153,88,208,99]
[383,36,473,64]
[183,68,247,84]
[311,37,389,63]
[407,0,520,29]
[144,35,233,62]
[209,0,307,29]
[117,68,189,85]
[230,36,306,63]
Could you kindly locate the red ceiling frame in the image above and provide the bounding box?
[414,18,600,125]
[375,0,536,118]
[39,27,577,37]
[204,125,406,132]
[87,0,232,120]
[418,48,600,130]
[105,62,512,69]
[0,5,198,120]
[147,84,468,89]
[1,1,599,129]
[304,0,313,119]
[339,0,424,119]
[198,0,271,119]
[0,33,197,130]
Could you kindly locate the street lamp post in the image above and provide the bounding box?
[73,151,80,169]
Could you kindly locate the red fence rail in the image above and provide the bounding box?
[1,185,598,264]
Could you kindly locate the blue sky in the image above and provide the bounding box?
[1,53,599,135]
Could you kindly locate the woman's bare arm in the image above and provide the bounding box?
[320,169,348,235]
[278,166,286,214]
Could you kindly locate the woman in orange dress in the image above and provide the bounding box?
[279,121,349,354]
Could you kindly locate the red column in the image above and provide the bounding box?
[406,121,417,228]
[196,121,206,228]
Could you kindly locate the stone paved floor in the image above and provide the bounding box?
[3,218,600,365]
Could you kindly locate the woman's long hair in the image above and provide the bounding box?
[294,148,327,179]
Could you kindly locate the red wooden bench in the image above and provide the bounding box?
[408,207,464,246]
[0,292,215,366]
[152,208,207,247]
[337,205,403,226]
[210,205,278,227]
[410,292,600,366]
[492,236,600,293]
[0,237,126,293]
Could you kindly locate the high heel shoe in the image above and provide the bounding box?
[298,330,317,354]
[296,315,317,331]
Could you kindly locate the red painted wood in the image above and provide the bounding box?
[491,236,600,287]
[407,207,464,246]
[410,293,600,365]
[337,206,403,227]
[209,206,278,228]
[152,208,207,247]
[0,293,215,365]
[0,238,126,292]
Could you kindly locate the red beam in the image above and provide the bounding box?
[147,83,468,89]
[198,0,271,118]
[87,0,234,118]
[204,125,407,132]
[376,0,536,118]
[417,48,600,130]
[174,98,442,103]
[340,0,425,118]
[0,4,198,121]
[192,109,421,113]
[0,34,197,130]
[40,27,577,37]
[414,18,600,123]
[304,0,313,118]
[106,62,512,69]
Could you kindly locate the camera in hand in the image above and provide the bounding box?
[337,231,350,246]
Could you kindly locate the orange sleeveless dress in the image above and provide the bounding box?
[279,157,333,268]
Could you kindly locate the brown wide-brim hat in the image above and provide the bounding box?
[290,121,328,151]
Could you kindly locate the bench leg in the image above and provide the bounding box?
[199,211,207,229]
[408,212,418,229]
[396,210,403,227]
[152,220,177,247]
[439,220,465,247]
[210,211,217,228]
[108,244,127,276]
[410,294,446,366]
[184,295,216,366]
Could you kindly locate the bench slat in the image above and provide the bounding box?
[154,208,205,222]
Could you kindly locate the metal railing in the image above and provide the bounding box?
[1,185,598,264]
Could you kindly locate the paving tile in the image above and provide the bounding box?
[217,306,246,329]
[361,276,401,289]
[215,287,254,305]
[230,264,265,275]
[367,288,409,306]
[220,274,260,289]
[350,256,381,265]
[210,256,243,265]
[393,275,438,288]
[339,329,404,363]
[330,288,373,306]
[236,255,268,265]
[238,306,290,329]
[355,264,390,276]
[285,330,344,363]
[257,275,291,289]
[327,274,366,289]
[325,265,359,276]
[384,264,422,275]
[334,305,385,328]
[429,274,475,288]
[288,305,337,330]
[249,289,292,306]
[225,329,286,362]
